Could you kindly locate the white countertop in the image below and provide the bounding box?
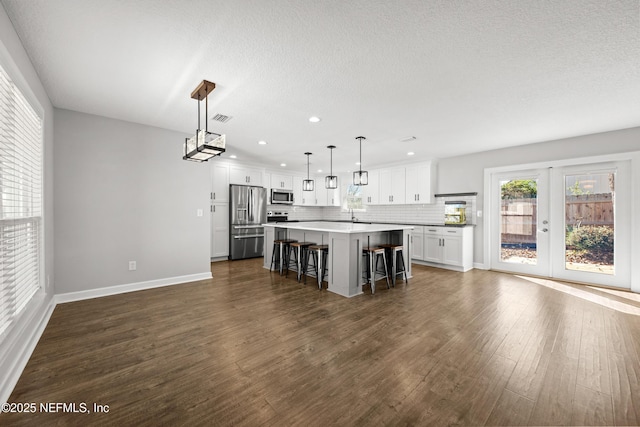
[263,221,414,234]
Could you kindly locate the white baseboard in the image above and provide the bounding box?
[55,272,212,304]
[0,296,56,405]
[474,262,489,270]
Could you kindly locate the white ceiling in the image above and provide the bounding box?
[2,0,639,174]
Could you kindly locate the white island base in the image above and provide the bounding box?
[263,222,414,297]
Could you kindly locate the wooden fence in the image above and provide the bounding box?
[501,194,613,245]
[565,194,613,226]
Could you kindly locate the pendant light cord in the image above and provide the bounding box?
[330,148,333,176]
[359,138,362,172]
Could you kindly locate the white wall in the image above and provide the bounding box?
[0,2,55,404]
[54,109,212,296]
[436,126,640,266]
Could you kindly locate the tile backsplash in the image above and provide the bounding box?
[268,194,476,225]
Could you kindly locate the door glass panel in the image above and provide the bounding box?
[564,172,614,275]
[500,179,538,264]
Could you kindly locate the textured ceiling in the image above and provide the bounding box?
[2,0,640,173]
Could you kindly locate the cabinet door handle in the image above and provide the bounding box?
[417,194,419,201]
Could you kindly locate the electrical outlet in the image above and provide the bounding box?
[129,261,137,271]
[477,210,483,218]
[197,209,203,217]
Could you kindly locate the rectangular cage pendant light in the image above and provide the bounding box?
[325,145,338,189]
[353,170,368,186]
[353,136,368,185]
[303,152,314,191]
[325,175,338,189]
[183,80,226,162]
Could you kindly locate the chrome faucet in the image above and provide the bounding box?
[350,208,358,222]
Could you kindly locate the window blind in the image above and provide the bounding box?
[0,63,43,339]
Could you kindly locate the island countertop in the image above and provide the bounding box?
[262,221,414,234]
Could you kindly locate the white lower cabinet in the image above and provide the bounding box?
[410,226,424,260]
[211,203,229,259]
[413,226,473,272]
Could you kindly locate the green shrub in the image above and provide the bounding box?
[566,225,614,251]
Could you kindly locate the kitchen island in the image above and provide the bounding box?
[263,222,414,297]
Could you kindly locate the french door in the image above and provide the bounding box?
[491,169,550,277]
[490,161,631,288]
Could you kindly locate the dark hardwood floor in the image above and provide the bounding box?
[3,259,640,426]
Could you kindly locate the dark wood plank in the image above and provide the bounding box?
[1,260,639,426]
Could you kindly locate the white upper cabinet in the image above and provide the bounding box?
[362,170,379,205]
[314,180,328,206]
[379,167,405,204]
[269,173,293,190]
[230,165,263,186]
[307,176,341,206]
[405,161,436,204]
[293,175,315,206]
[211,163,229,203]
[327,186,341,206]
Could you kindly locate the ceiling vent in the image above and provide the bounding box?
[400,136,417,142]
[211,113,232,123]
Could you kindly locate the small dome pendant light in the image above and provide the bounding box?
[353,136,368,185]
[303,152,314,191]
[325,145,338,189]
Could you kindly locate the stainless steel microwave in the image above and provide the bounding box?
[270,189,294,205]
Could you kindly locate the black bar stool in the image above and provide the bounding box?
[362,246,390,294]
[379,243,408,286]
[271,239,297,275]
[306,244,329,289]
[286,242,315,282]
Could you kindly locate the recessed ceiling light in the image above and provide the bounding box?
[309,116,321,123]
[229,155,237,159]
[355,162,361,166]
[258,140,267,145]
[317,169,323,173]
[280,163,286,167]
[407,152,415,156]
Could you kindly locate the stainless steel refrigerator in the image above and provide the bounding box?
[229,184,267,260]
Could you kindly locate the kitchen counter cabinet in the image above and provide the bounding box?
[410,226,425,260]
[413,225,474,272]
